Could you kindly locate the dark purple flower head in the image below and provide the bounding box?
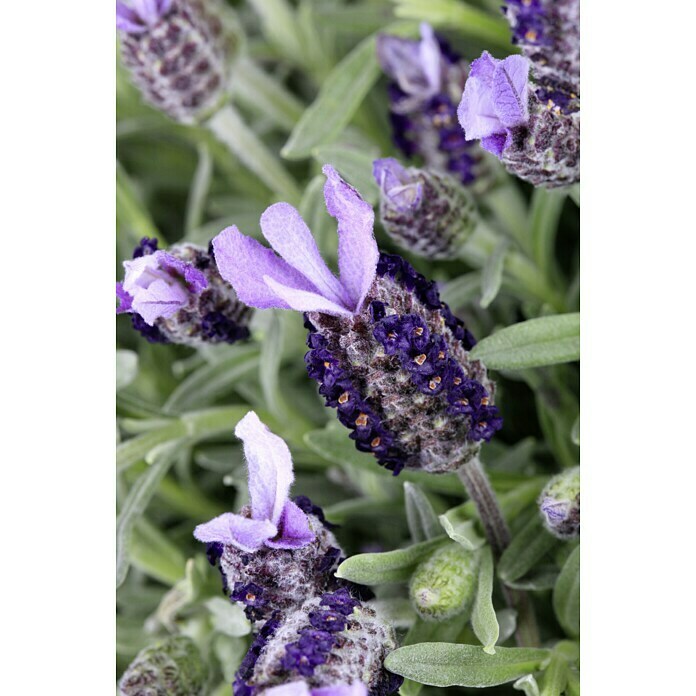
[373,158,478,260]
[213,169,501,475]
[116,0,173,34]
[117,0,239,124]
[457,52,531,158]
[241,595,399,696]
[116,240,251,346]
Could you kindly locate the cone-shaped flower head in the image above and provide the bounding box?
[376,23,488,187]
[119,635,207,696]
[116,0,240,123]
[373,158,477,260]
[212,167,502,475]
[457,50,579,188]
[233,589,402,696]
[116,237,251,345]
[195,412,343,621]
[409,543,479,622]
[539,466,580,539]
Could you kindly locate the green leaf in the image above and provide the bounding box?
[282,34,381,159]
[470,314,580,370]
[184,143,213,236]
[514,674,541,696]
[528,188,566,282]
[116,350,138,392]
[205,597,252,637]
[129,518,186,587]
[440,272,482,308]
[116,161,161,245]
[247,0,305,67]
[117,442,184,587]
[391,0,511,50]
[312,142,380,204]
[163,345,260,414]
[471,548,499,654]
[259,311,285,419]
[480,239,509,309]
[439,513,485,551]
[336,537,448,584]
[553,545,580,638]
[116,421,187,473]
[404,482,442,542]
[498,513,560,584]
[384,643,550,687]
[570,415,580,446]
[368,597,417,629]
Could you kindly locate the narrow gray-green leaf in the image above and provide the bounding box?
[514,674,541,696]
[499,513,560,584]
[440,271,482,308]
[553,545,580,638]
[184,143,212,236]
[570,415,580,446]
[404,482,441,542]
[130,518,186,586]
[472,547,499,654]
[439,514,486,551]
[259,311,285,419]
[116,421,187,473]
[470,314,580,370]
[312,143,379,203]
[116,350,138,392]
[480,239,509,308]
[163,345,260,414]
[529,188,566,281]
[336,536,448,584]
[247,0,305,67]
[282,35,380,159]
[384,643,550,688]
[116,442,183,587]
[205,597,251,637]
[116,162,161,244]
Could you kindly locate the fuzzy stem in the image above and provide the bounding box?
[457,457,540,647]
[206,104,300,202]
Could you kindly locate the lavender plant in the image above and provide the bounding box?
[117,2,580,694]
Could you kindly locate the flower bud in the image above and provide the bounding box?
[117,0,240,124]
[539,466,580,539]
[235,589,402,696]
[409,543,479,621]
[118,635,207,696]
[116,237,251,346]
[373,158,477,260]
[376,23,488,187]
[194,413,344,623]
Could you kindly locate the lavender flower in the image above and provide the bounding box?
[194,412,343,621]
[539,466,580,539]
[212,167,501,475]
[116,237,251,346]
[118,635,207,696]
[376,23,487,187]
[457,50,579,188]
[116,0,239,123]
[373,158,477,260]
[234,590,401,696]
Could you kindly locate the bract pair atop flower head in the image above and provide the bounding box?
[116,0,172,33]
[457,51,531,158]
[194,412,315,552]
[212,166,378,318]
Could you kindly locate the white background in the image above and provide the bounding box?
[1,0,694,692]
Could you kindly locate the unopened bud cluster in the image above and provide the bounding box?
[539,466,580,539]
[117,0,240,123]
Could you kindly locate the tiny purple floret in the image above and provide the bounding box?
[373,158,423,212]
[116,0,173,34]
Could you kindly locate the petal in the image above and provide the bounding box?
[418,23,442,94]
[156,252,208,293]
[312,683,368,696]
[260,203,349,308]
[116,2,147,33]
[492,55,530,128]
[133,0,161,24]
[212,226,318,310]
[193,513,276,552]
[265,500,315,550]
[373,157,410,193]
[457,72,503,141]
[235,411,295,525]
[373,159,422,212]
[116,282,133,314]
[469,50,498,85]
[264,682,311,696]
[264,276,354,317]
[322,165,378,314]
[130,278,188,325]
[481,133,508,158]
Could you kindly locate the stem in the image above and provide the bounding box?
[206,104,300,202]
[457,457,540,647]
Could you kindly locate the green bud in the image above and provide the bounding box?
[119,635,207,696]
[409,543,479,622]
[539,466,580,539]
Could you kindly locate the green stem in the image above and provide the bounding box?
[456,458,540,648]
[206,104,300,202]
